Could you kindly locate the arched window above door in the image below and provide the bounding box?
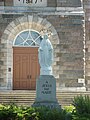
[14,30,42,47]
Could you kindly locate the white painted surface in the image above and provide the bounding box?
[57,87,86,92]
[14,0,28,6]
[78,78,85,84]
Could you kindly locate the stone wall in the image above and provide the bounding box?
[0,0,13,6]
[83,0,90,90]
[48,15,84,89]
[47,0,56,7]
[4,0,13,6]
[0,14,22,88]
[0,14,59,89]
[0,11,85,90]
[57,0,82,7]
[0,14,8,88]
[0,0,85,90]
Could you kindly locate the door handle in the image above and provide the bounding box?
[27,75,31,79]
[27,75,29,79]
[30,75,31,79]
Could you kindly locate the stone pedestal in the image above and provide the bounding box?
[32,75,60,108]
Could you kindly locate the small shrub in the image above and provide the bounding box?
[0,104,68,120]
[35,107,67,120]
[0,104,39,120]
[0,103,17,120]
[72,115,90,120]
[64,105,75,113]
[0,104,78,120]
[72,95,90,120]
[1,102,90,120]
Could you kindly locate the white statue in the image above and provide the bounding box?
[38,34,53,75]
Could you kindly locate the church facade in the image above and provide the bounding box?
[0,0,89,91]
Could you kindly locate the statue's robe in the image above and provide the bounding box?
[38,35,53,75]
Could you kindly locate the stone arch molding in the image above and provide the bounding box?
[2,15,59,45]
[1,15,59,89]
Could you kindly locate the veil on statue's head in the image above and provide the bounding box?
[40,29,53,38]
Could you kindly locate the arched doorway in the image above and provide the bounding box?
[1,15,59,90]
[13,30,42,90]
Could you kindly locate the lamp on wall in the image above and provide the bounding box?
[18,0,42,4]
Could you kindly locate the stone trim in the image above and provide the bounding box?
[58,87,86,92]
[0,6,84,16]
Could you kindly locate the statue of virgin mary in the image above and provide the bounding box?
[38,34,53,75]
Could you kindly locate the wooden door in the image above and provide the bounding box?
[13,47,40,90]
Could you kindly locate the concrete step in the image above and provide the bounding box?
[0,91,90,107]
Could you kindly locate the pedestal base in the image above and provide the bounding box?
[32,75,60,109]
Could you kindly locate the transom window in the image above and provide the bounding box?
[14,30,42,47]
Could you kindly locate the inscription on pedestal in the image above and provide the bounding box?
[42,81,52,94]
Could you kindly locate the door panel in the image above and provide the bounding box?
[31,54,39,79]
[13,47,39,90]
[30,54,40,89]
[20,54,29,89]
[21,55,29,79]
[13,54,30,89]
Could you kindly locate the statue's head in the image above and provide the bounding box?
[40,29,52,40]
